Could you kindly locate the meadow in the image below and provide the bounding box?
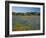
[12,12,40,31]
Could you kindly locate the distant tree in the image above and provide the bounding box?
[25,12,32,16]
[38,13,40,15]
[12,12,40,16]
[12,12,15,15]
[16,13,24,16]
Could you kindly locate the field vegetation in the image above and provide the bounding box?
[12,12,40,31]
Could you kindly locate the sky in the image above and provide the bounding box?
[12,6,40,13]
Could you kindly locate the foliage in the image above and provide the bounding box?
[12,12,40,16]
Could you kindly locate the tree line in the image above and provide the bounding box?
[12,12,40,16]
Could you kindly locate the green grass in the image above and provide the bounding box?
[12,12,40,31]
[12,22,32,31]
